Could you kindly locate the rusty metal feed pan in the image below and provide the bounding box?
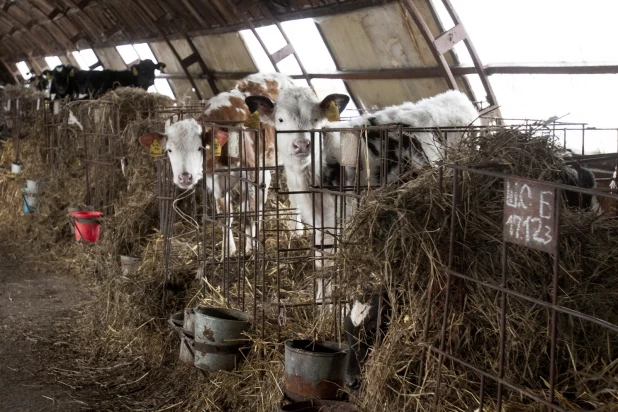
[280,399,358,412]
[284,340,349,401]
[193,307,252,371]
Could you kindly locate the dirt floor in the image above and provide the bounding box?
[0,241,93,411]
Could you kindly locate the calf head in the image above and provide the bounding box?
[139,119,226,189]
[344,294,390,390]
[245,88,349,172]
[51,64,76,99]
[30,70,53,92]
[131,59,166,90]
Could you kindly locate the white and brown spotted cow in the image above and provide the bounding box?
[139,73,295,255]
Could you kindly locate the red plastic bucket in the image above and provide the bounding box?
[71,211,103,243]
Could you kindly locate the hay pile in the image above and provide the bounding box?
[338,126,618,411]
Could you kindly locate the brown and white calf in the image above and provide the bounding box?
[139,73,295,255]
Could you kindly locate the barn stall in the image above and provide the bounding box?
[0,1,617,411]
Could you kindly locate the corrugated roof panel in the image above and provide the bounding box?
[149,41,183,73]
[192,79,215,100]
[95,47,128,70]
[316,2,442,70]
[168,79,200,102]
[191,33,257,72]
[214,79,239,93]
[316,1,470,107]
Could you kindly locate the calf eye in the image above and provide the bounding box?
[278,118,283,123]
[167,149,172,153]
[313,118,318,122]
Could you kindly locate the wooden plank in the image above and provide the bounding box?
[434,23,467,55]
[271,43,294,64]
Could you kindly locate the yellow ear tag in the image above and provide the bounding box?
[243,111,260,129]
[132,67,138,76]
[150,139,163,157]
[213,138,222,156]
[326,100,340,122]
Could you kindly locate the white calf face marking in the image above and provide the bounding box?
[165,119,203,189]
[274,95,324,169]
[139,119,203,190]
[246,88,349,172]
[350,300,372,327]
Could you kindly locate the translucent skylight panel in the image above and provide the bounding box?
[239,30,276,72]
[116,45,139,65]
[133,43,157,62]
[254,25,287,54]
[280,19,337,73]
[44,56,63,70]
[16,61,31,79]
[71,51,90,70]
[79,49,99,67]
[152,79,175,100]
[277,55,303,76]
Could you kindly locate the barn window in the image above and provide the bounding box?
[15,61,31,79]
[72,49,101,70]
[44,56,62,70]
[431,0,618,152]
[116,44,140,65]
[240,18,360,117]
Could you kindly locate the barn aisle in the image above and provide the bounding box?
[0,239,91,411]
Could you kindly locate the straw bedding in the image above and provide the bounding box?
[338,127,618,411]
[1,85,616,411]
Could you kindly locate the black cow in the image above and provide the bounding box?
[50,60,166,100]
[344,294,391,390]
[558,164,598,210]
[29,70,52,92]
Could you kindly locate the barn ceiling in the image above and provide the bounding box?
[0,0,393,64]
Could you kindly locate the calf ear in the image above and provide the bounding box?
[245,96,275,118]
[156,63,166,72]
[138,132,166,148]
[320,94,350,115]
[214,129,229,146]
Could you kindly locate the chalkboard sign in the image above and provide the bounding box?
[503,178,557,253]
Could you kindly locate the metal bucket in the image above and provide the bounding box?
[284,340,349,402]
[169,311,195,364]
[26,179,43,194]
[11,162,22,174]
[183,308,195,336]
[22,188,36,213]
[280,400,358,412]
[193,307,251,372]
[180,334,195,364]
[120,255,141,276]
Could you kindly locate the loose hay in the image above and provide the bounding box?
[338,125,618,411]
[3,93,617,412]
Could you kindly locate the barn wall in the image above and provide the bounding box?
[191,33,257,73]
[94,47,128,70]
[316,1,473,107]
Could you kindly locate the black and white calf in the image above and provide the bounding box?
[558,163,599,211]
[344,294,391,389]
[338,90,479,186]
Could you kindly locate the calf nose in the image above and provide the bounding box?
[347,377,361,390]
[292,139,311,154]
[178,173,193,183]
